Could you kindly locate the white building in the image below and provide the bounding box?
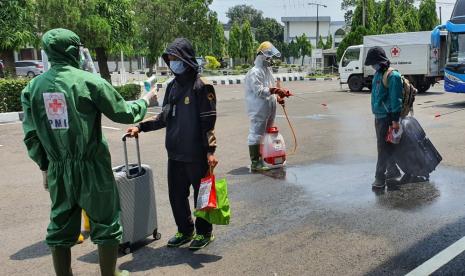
[282,16,347,69]
[282,16,346,48]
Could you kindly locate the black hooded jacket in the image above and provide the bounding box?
[138,38,217,162]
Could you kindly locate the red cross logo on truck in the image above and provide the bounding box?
[48,98,65,115]
[391,47,400,57]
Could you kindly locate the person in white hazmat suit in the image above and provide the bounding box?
[245,41,288,172]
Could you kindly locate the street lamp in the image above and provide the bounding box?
[308,2,327,48]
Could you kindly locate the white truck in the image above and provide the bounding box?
[339,31,446,93]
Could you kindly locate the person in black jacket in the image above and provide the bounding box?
[127,38,218,250]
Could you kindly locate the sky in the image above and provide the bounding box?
[210,0,456,25]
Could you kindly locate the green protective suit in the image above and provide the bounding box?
[21,28,148,247]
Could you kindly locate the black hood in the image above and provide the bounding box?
[365,46,390,66]
[162,38,199,73]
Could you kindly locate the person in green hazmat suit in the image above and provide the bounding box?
[21,28,157,276]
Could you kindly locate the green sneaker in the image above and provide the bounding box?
[167,232,194,247]
[251,159,271,172]
[189,234,215,250]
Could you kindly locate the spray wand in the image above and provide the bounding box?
[276,80,298,155]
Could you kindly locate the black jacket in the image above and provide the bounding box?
[138,38,217,162]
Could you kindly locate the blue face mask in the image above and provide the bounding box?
[372,64,381,71]
[170,60,187,75]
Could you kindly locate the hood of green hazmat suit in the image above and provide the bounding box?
[21,28,148,247]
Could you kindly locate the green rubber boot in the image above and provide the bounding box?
[98,244,129,276]
[249,145,270,172]
[50,246,73,276]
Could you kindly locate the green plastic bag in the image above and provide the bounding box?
[194,178,230,225]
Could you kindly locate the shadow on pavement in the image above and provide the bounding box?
[10,240,50,260]
[434,101,465,109]
[366,216,465,276]
[227,166,250,176]
[118,246,222,272]
[417,91,444,96]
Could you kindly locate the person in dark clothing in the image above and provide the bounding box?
[127,38,218,250]
[365,47,403,189]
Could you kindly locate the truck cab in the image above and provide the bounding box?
[339,45,366,91]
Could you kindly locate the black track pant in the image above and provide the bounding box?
[167,159,212,235]
[375,118,398,180]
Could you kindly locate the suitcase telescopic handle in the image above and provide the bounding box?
[122,133,142,177]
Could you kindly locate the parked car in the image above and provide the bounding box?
[15,60,44,77]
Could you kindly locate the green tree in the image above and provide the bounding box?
[325,35,333,49]
[289,40,300,64]
[351,0,376,32]
[336,26,370,61]
[174,0,213,56]
[296,34,312,66]
[0,0,37,74]
[378,0,407,34]
[135,0,177,73]
[255,17,284,45]
[134,0,214,72]
[228,22,241,64]
[402,8,420,32]
[280,42,290,63]
[341,0,357,25]
[241,20,254,64]
[212,19,225,58]
[226,4,263,28]
[317,35,325,49]
[418,0,439,31]
[37,0,136,83]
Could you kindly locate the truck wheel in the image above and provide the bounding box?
[417,83,431,94]
[348,75,363,92]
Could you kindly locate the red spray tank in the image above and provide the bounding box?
[260,126,286,168]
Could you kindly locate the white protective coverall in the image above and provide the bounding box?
[244,54,277,145]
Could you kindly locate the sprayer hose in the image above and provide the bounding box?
[281,104,297,155]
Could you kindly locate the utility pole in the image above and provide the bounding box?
[439,6,442,24]
[308,2,327,48]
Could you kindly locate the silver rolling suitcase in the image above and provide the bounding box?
[113,134,161,254]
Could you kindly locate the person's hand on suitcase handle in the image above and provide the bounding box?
[126,126,140,138]
[42,171,48,191]
[207,153,218,169]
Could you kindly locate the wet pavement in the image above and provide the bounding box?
[3,81,465,275]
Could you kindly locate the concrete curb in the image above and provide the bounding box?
[153,74,338,88]
[0,112,23,124]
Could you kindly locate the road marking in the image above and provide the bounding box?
[0,122,21,126]
[102,126,122,131]
[406,236,465,276]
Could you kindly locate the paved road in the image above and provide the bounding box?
[2,80,465,275]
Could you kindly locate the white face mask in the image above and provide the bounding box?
[372,64,381,71]
[170,60,187,74]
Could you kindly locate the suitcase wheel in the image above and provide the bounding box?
[119,243,131,255]
[153,229,161,240]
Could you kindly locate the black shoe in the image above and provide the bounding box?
[167,232,194,247]
[409,175,429,183]
[386,170,401,180]
[371,179,386,189]
[189,234,215,250]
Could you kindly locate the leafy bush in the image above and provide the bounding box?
[241,64,251,69]
[114,83,141,101]
[0,78,29,112]
[205,56,221,70]
[0,79,141,113]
